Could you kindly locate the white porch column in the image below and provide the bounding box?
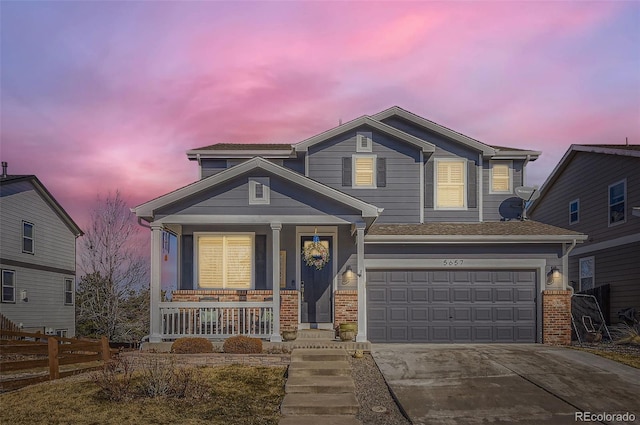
[270,223,283,342]
[149,224,163,343]
[355,223,367,342]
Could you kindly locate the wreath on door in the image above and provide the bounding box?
[302,231,330,270]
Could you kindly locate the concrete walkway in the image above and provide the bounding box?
[280,348,361,425]
[373,344,640,425]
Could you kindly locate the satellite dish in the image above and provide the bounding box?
[515,186,539,221]
[515,186,540,202]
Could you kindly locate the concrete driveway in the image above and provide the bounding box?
[372,344,640,425]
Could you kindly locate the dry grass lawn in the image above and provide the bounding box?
[571,347,640,369]
[0,365,286,425]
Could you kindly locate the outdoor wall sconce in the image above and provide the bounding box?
[20,289,28,302]
[546,266,560,285]
[342,265,362,285]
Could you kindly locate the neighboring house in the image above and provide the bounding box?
[529,144,640,324]
[133,106,586,345]
[0,163,83,336]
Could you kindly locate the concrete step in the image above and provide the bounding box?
[279,415,361,425]
[285,375,355,394]
[297,329,336,339]
[281,393,359,416]
[288,360,351,377]
[291,348,347,362]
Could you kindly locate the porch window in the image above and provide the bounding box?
[435,159,466,209]
[196,234,253,289]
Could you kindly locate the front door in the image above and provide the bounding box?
[300,236,333,324]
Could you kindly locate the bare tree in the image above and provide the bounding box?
[76,191,149,342]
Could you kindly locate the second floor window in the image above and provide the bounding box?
[608,179,626,226]
[22,221,34,254]
[64,278,74,305]
[353,155,376,188]
[569,199,579,225]
[436,159,466,209]
[490,162,512,193]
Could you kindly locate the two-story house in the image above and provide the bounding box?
[529,144,640,324]
[0,163,83,336]
[133,106,586,345]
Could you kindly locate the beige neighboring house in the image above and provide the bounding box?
[0,162,83,336]
[529,144,640,324]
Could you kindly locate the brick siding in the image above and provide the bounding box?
[542,290,572,345]
[279,291,299,332]
[334,290,358,328]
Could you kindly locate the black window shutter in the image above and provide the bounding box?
[181,235,193,290]
[424,161,434,208]
[467,160,477,208]
[377,157,387,187]
[342,157,352,186]
[254,235,267,290]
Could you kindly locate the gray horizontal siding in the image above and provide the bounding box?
[0,182,76,271]
[0,266,75,335]
[201,159,228,178]
[483,160,525,221]
[157,171,363,221]
[307,127,421,223]
[570,242,640,323]
[531,152,640,242]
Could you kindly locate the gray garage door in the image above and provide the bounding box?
[367,270,537,343]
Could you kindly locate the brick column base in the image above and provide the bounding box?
[280,290,299,332]
[334,290,358,329]
[543,290,572,345]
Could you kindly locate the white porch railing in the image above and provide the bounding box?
[159,302,274,340]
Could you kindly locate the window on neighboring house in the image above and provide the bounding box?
[249,178,270,205]
[1,270,16,303]
[353,155,376,188]
[490,162,512,193]
[64,278,74,305]
[196,234,253,289]
[569,199,579,225]
[608,179,626,225]
[435,159,466,209]
[356,132,372,152]
[579,256,595,292]
[22,221,34,254]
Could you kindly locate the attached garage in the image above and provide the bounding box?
[367,269,538,343]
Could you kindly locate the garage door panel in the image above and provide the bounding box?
[367,269,537,343]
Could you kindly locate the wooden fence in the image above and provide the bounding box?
[0,313,20,334]
[0,330,112,391]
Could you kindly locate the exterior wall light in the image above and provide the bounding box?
[546,266,561,285]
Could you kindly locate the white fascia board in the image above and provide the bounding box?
[155,215,351,225]
[490,151,541,160]
[371,107,496,156]
[186,150,295,159]
[133,156,380,220]
[294,116,435,153]
[364,234,588,244]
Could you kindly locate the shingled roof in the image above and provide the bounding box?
[189,143,293,151]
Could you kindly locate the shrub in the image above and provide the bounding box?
[223,335,263,354]
[171,337,214,354]
[91,357,135,401]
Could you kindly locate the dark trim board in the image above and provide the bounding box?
[0,258,75,276]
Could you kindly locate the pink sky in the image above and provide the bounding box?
[1,1,639,229]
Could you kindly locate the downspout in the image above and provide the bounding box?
[562,238,578,292]
[523,154,531,185]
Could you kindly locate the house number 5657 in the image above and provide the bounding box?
[443,259,464,266]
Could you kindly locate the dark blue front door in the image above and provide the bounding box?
[300,236,333,323]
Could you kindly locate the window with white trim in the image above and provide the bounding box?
[2,270,16,303]
[352,154,376,188]
[195,234,254,289]
[356,132,372,152]
[64,278,74,305]
[435,159,466,209]
[249,178,270,205]
[579,256,594,292]
[569,199,579,225]
[22,221,34,254]
[608,179,626,225]
[490,162,512,193]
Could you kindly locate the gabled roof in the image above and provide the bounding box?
[371,106,541,160]
[294,115,435,153]
[366,221,586,243]
[132,157,382,221]
[528,144,640,214]
[187,143,295,160]
[0,175,83,237]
